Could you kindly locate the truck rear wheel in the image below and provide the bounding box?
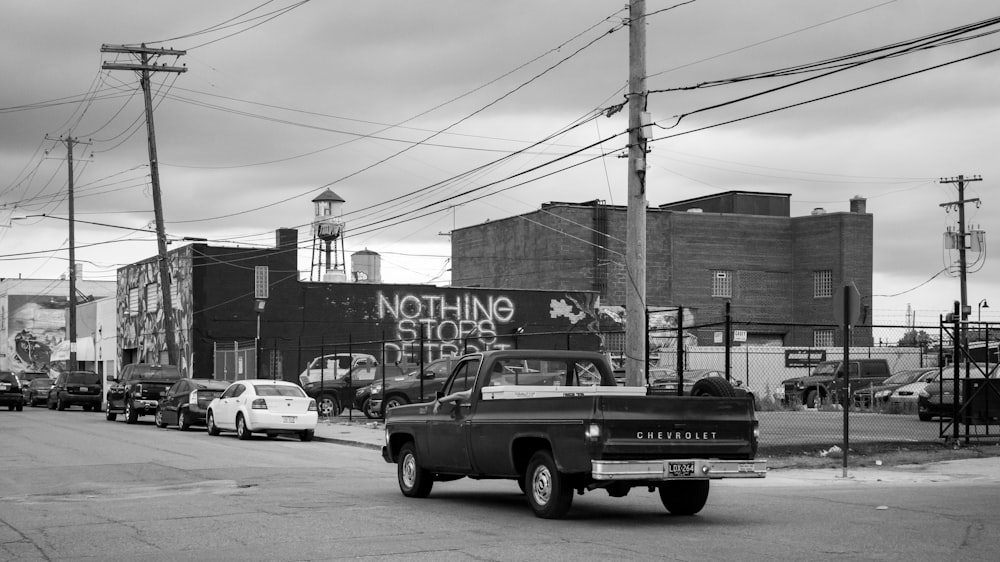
[525,450,572,519]
[691,377,736,397]
[397,442,433,498]
[659,480,709,515]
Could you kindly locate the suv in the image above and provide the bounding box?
[0,371,25,411]
[47,370,103,411]
[782,359,891,407]
[367,358,457,418]
[106,364,182,424]
[302,363,406,417]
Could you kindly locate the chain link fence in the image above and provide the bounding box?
[212,316,999,451]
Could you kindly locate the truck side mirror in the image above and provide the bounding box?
[106,375,116,383]
[435,390,444,400]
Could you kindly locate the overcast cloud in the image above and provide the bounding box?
[1,1,998,326]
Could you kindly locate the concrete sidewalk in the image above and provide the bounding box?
[312,413,1000,483]
[313,413,385,450]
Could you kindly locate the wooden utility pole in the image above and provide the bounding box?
[939,174,983,346]
[625,0,648,386]
[101,44,186,366]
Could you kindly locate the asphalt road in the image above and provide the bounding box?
[2,407,999,561]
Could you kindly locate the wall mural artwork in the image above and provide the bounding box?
[116,247,193,374]
[6,295,69,372]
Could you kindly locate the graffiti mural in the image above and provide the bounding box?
[6,295,69,372]
[378,291,516,361]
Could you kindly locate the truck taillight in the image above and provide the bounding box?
[584,423,601,443]
[251,398,268,409]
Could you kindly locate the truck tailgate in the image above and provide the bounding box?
[595,395,758,460]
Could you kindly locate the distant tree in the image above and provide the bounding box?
[898,329,932,348]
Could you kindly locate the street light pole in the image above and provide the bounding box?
[978,299,989,323]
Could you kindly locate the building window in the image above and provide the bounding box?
[814,270,833,298]
[711,270,732,298]
[814,329,834,347]
[145,283,159,312]
[128,287,140,316]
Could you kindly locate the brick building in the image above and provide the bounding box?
[451,191,873,347]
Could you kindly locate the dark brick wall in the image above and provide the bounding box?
[452,201,874,347]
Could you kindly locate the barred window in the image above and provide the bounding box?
[128,287,140,316]
[814,270,833,298]
[145,283,159,312]
[711,270,732,298]
[814,329,834,347]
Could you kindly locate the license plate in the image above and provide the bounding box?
[282,416,296,423]
[668,462,695,477]
[79,386,88,392]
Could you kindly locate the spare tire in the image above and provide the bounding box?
[691,377,736,397]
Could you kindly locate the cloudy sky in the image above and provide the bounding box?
[1,1,998,327]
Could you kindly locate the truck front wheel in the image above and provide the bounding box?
[659,480,709,515]
[525,450,572,519]
[397,442,433,498]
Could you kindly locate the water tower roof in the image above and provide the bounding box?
[312,189,345,203]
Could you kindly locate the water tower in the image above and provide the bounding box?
[310,189,347,282]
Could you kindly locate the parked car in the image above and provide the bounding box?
[367,358,457,418]
[47,370,102,411]
[918,364,998,421]
[852,368,938,408]
[155,378,231,430]
[648,369,726,395]
[0,371,25,411]
[303,363,407,418]
[888,370,943,405]
[206,379,318,441]
[22,377,54,407]
[106,364,182,423]
[16,370,52,382]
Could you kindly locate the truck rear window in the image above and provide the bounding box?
[485,359,605,387]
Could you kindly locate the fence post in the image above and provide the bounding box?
[676,307,685,397]
[724,301,731,382]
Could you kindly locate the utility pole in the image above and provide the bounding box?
[101,44,186,366]
[48,133,91,370]
[625,0,649,386]
[939,174,983,346]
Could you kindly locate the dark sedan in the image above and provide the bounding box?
[155,378,230,430]
[23,377,54,407]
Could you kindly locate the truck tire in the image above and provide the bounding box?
[397,442,433,498]
[805,389,820,409]
[691,377,736,397]
[525,450,573,519]
[124,399,139,424]
[659,480,710,515]
[105,408,117,421]
[318,394,341,418]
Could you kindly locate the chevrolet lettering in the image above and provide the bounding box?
[381,349,766,520]
[637,430,718,440]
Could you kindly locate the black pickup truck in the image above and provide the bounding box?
[105,364,181,424]
[381,349,765,519]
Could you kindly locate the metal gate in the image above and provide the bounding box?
[937,313,1000,443]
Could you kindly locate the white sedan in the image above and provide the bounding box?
[206,379,318,441]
